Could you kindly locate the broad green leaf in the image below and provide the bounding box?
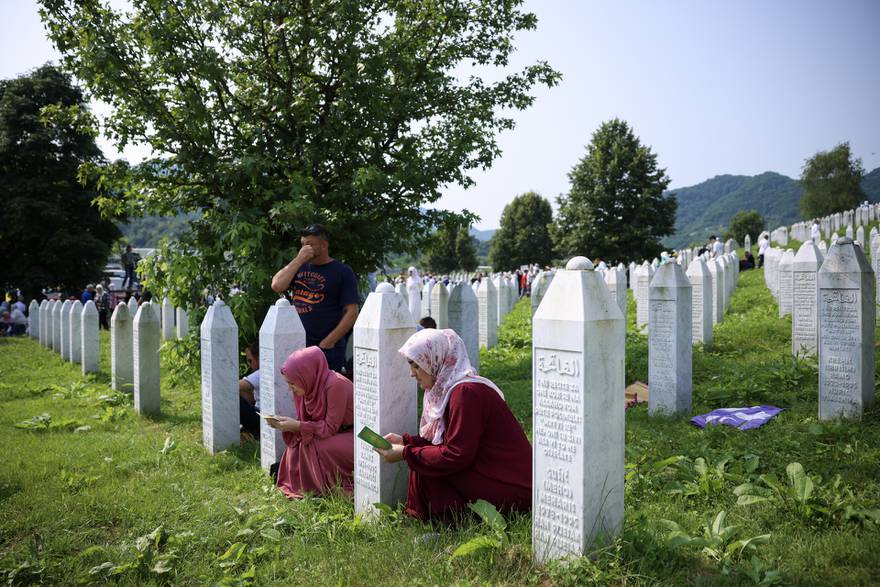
[694,458,708,476]
[468,499,506,532]
[450,535,501,559]
[786,463,813,503]
[260,528,282,542]
[218,542,246,561]
[736,495,770,506]
[652,455,685,471]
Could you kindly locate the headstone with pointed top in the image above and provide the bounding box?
[39,300,49,346]
[707,258,724,324]
[818,238,875,419]
[176,307,189,339]
[604,264,627,322]
[430,281,449,328]
[201,300,240,453]
[60,300,72,360]
[648,262,693,415]
[477,278,498,349]
[51,300,62,352]
[81,301,99,374]
[128,297,139,316]
[448,282,480,371]
[686,257,713,345]
[133,302,161,416]
[28,300,39,340]
[744,234,752,253]
[111,303,133,392]
[69,300,83,364]
[778,250,795,317]
[353,282,417,516]
[259,298,305,470]
[494,276,509,326]
[532,256,624,562]
[162,297,175,340]
[792,241,823,357]
[635,262,652,331]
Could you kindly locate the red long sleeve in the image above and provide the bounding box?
[284,377,353,447]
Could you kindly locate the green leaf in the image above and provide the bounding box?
[450,535,502,559]
[736,495,770,506]
[467,499,506,532]
[652,455,685,471]
[260,528,282,542]
[218,542,246,561]
[786,463,813,503]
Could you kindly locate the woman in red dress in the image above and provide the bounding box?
[378,328,532,520]
[267,346,354,498]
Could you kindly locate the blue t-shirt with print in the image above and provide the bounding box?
[290,259,359,347]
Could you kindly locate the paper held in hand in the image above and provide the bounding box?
[255,411,280,421]
[357,426,392,450]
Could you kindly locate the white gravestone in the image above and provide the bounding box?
[448,282,480,372]
[51,300,61,352]
[200,300,240,454]
[628,262,637,290]
[176,307,189,339]
[39,300,49,346]
[259,298,305,471]
[128,297,139,316]
[429,281,449,329]
[162,297,175,340]
[133,302,161,416]
[60,300,72,360]
[648,263,693,415]
[603,265,627,323]
[686,257,713,345]
[845,225,853,240]
[407,279,421,324]
[707,259,724,324]
[792,241,823,357]
[777,250,795,317]
[69,300,83,364]
[111,303,134,392]
[422,282,434,317]
[856,226,865,246]
[28,300,39,340]
[635,262,652,331]
[353,283,417,516]
[530,274,544,315]
[477,278,498,349]
[818,238,875,420]
[495,276,509,326]
[532,257,624,563]
[744,234,752,253]
[81,301,99,374]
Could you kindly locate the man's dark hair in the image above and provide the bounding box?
[300,223,330,240]
[247,340,259,358]
[709,235,717,241]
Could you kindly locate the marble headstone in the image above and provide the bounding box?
[133,302,161,416]
[68,300,83,364]
[448,282,480,372]
[648,263,692,415]
[259,298,305,470]
[353,283,417,516]
[81,301,99,374]
[176,307,189,339]
[200,300,240,454]
[777,250,795,317]
[60,300,72,360]
[604,265,627,323]
[111,303,133,392]
[28,300,39,340]
[477,278,498,349]
[51,300,61,352]
[162,297,175,340]
[792,241,823,357]
[686,257,713,345]
[635,262,652,331]
[429,281,449,329]
[39,300,49,347]
[707,258,724,324]
[818,238,875,419]
[128,297,139,316]
[532,256,624,563]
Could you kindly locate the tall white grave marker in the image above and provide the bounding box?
[792,241,822,357]
[162,297,175,340]
[111,303,133,392]
[259,299,305,470]
[60,300,72,360]
[68,300,83,364]
[477,278,498,349]
[532,257,624,563]
[635,262,652,331]
[81,301,100,374]
[201,300,240,454]
[604,265,627,322]
[648,263,693,415]
[39,300,49,346]
[176,307,189,339]
[133,302,161,416]
[707,259,724,324]
[51,300,61,352]
[429,281,449,328]
[686,257,713,345]
[818,238,875,419]
[448,283,480,371]
[128,297,139,316]
[353,283,417,515]
[778,250,795,317]
[28,300,39,340]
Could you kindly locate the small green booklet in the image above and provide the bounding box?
[358,426,392,450]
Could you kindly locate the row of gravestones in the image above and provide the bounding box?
[32,298,99,373]
[773,202,880,246]
[763,238,875,420]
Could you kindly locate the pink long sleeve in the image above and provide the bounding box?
[297,381,352,446]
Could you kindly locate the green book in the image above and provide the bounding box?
[358,426,392,450]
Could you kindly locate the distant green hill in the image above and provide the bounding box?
[664,167,880,249]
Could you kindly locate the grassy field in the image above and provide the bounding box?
[1,265,878,586]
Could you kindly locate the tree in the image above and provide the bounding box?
[421,223,479,274]
[723,210,764,246]
[488,191,553,270]
[0,65,122,300]
[799,142,865,219]
[552,119,676,263]
[40,0,560,337]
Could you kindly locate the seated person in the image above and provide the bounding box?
[418,316,437,330]
[377,329,531,521]
[739,251,756,271]
[267,347,354,499]
[239,342,261,440]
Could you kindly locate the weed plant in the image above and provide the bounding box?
[1,267,878,585]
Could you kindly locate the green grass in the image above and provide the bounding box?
[1,269,879,585]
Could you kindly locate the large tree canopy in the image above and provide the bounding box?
[421,222,479,274]
[488,191,553,270]
[724,210,765,246]
[39,0,559,335]
[799,142,865,219]
[0,65,122,300]
[552,118,676,264]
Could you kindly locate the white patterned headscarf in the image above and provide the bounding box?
[399,328,504,445]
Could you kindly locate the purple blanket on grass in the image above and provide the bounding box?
[690,406,783,430]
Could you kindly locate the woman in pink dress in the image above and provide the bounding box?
[267,346,354,498]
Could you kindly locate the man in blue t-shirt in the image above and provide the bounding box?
[271,224,359,372]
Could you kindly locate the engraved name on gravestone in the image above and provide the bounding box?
[792,241,823,357]
[648,262,693,415]
[818,238,875,420]
[778,250,795,317]
[111,303,133,392]
[635,262,652,331]
[201,300,240,454]
[686,257,713,345]
[533,257,624,564]
[259,298,305,471]
[353,283,416,515]
[477,278,498,349]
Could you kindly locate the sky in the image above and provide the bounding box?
[3,0,879,230]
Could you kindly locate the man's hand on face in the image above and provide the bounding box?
[295,244,315,264]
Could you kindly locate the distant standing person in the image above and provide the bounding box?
[121,245,137,289]
[271,224,359,372]
[810,220,820,244]
[94,285,111,329]
[757,234,769,268]
[239,342,261,440]
[710,235,723,258]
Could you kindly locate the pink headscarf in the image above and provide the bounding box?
[399,328,504,445]
[281,347,334,421]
